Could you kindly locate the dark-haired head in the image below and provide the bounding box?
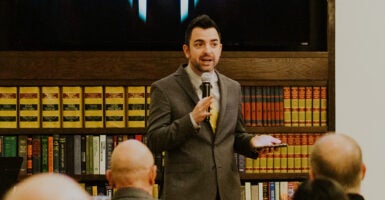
[184,14,221,46]
[293,178,349,200]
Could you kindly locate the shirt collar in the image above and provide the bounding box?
[185,65,218,91]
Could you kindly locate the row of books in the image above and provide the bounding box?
[0,134,144,176]
[151,133,322,175]
[237,133,322,173]
[0,85,327,129]
[0,86,150,128]
[241,86,327,127]
[241,181,301,200]
[80,182,160,199]
[81,180,298,200]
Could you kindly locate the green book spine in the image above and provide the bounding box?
[74,135,82,175]
[41,135,48,172]
[86,135,94,174]
[106,135,114,170]
[4,135,17,157]
[53,134,60,173]
[0,136,3,156]
[66,135,74,175]
[59,135,66,173]
[18,135,28,175]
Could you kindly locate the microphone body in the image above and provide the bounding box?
[201,73,211,122]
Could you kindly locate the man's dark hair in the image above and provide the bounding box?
[293,178,349,200]
[184,14,221,45]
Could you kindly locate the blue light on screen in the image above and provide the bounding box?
[131,0,200,23]
[138,0,147,22]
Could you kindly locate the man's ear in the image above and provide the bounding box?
[183,44,190,59]
[106,169,114,187]
[149,165,157,185]
[361,163,366,180]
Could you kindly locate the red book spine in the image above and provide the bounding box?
[280,134,288,173]
[27,136,33,175]
[283,87,291,127]
[320,86,327,127]
[274,87,281,126]
[256,86,263,127]
[301,134,309,172]
[244,86,252,126]
[262,87,268,126]
[298,87,306,127]
[305,87,313,127]
[251,86,257,127]
[290,87,299,127]
[48,135,54,172]
[312,87,321,126]
[287,134,295,173]
[241,86,245,123]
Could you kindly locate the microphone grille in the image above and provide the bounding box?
[201,72,212,82]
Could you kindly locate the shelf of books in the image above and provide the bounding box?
[0,84,329,176]
[0,46,335,199]
[0,85,333,197]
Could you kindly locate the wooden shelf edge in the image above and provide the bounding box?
[246,126,328,133]
[0,127,328,135]
[19,172,309,182]
[240,172,309,181]
[0,128,146,135]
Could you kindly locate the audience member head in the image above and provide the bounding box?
[106,139,156,195]
[293,177,349,200]
[3,173,90,200]
[310,133,366,194]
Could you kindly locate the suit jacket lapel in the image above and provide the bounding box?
[216,72,228,134]
[174,65,199,104]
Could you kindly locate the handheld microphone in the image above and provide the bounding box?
[201,72,211,122]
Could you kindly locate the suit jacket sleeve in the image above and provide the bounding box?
[145,80,198,154]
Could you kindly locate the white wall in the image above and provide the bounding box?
[336,0,385,199]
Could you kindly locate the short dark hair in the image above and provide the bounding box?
[184,14,221,45]
[293,178,349,200]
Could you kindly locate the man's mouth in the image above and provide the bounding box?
[201,57,213,62]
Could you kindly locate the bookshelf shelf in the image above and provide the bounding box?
[0,128,146,135]
[0,127,327,135]
[20,173,309,183]
[246,127,329,133]
[239,173,309,182]
[70,173,310,183]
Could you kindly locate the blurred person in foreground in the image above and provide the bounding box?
[310,133,366,200]
[4,173,90,200]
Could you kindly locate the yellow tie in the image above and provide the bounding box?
[210,105,218,133]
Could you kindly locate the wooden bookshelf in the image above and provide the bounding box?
[0,0,334,187]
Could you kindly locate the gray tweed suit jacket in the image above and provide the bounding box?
[146,64,258,200]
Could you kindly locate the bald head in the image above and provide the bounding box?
[310,133,365,192]
[4,173,90,200]
[107,139,156,193]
